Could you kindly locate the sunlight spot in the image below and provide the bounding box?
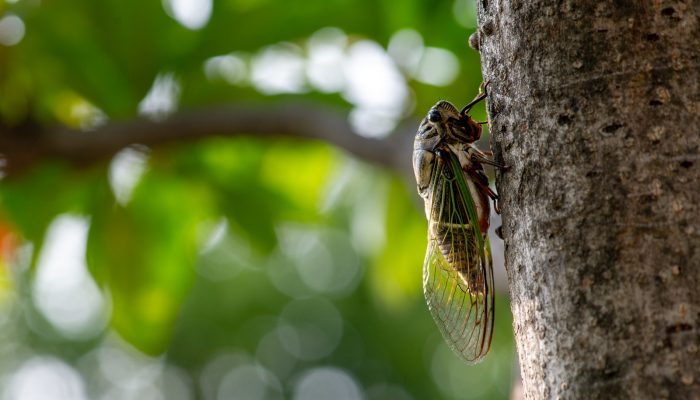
[0,15,25,46]
[200,351,252,400]
[266,251,308,298]
[388,29,424,76]
[256,328,298,380]
[204,53,248,85]
[278,298,343,361]
[196,218,255,281]
[96,345,149,387]
[196,234,252,281]
[343,40,409,137]
[276,225,361,297]
[199,217,229,254]
[348,108,400,139]
[306,27,347,93]
[251,43,307,94]
[109,145,149,206]
[293,367,363,400]
[52,91,108,130]
[139,73,180,120]
[93,340,193,400]
[217,362,283,400]
[320,161,388,257]
[162,0,212,30]
[415,47,460,87]
[343,40,407,112]
[159,366,194,400]
[70,101,107,130]
[319,158,354,212]
[4,357,88,400]
[33,215,108,340]
[349,174,387,255]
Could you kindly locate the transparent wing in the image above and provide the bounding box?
[422,152,495,363]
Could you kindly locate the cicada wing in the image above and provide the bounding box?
[422,152,495,364]
[423,234,495,364]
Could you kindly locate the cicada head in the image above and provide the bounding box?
[415,100,482,151]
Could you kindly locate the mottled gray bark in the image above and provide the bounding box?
[475,1,700,399]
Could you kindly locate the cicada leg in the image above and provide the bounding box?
[478,80,491,96]
[460,81,491,115]
[471,152,509,171]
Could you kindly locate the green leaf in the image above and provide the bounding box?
[370,176,425,311]
[87,170,214,354]
[0,163,97,270]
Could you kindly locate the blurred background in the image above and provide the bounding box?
[0,0,516,399]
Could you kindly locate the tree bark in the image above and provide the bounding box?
[476,1,700,399]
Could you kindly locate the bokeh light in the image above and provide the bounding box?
[109,146,150,206]
[139,73,181,120]
[278,298,344,361]
[204,54,248,85]
[4,357,88,400]
[217,362,283,400]
[306,28,348,93]
[251,43,307,95]
[32,215,108,340]
[293,367,363,400]
[162,0,212,30]
[0,15,25,47]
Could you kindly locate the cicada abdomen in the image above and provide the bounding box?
[413,85,503,363]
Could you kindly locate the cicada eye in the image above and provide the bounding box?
[428,110,441,122]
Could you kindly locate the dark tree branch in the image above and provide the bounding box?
[0,102,416,178]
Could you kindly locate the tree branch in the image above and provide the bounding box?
[0,102,416,178]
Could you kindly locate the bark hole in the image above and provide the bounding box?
[661,7,676,16]
[645,33,660,42]
[602,123,623,134]
[665,323,693,334]
[482,21,494,36]
[557,115,572,125]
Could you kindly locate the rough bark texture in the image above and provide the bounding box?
[476,1,700,399]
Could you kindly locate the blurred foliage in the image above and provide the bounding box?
[0,0,514,399]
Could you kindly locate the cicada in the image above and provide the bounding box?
[413,83,504,363]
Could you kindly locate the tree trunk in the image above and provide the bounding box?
[475,1,700,398]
